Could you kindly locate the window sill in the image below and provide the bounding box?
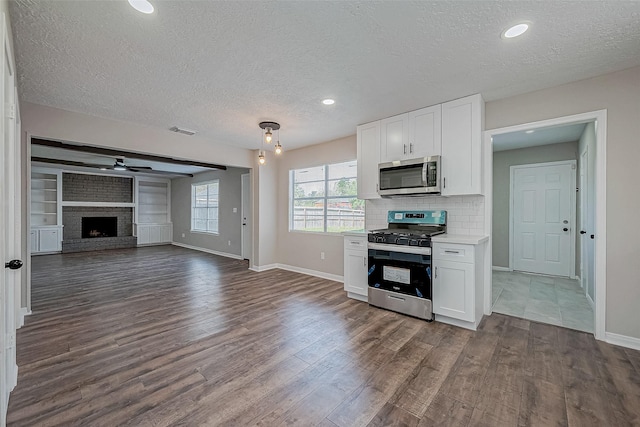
[288,230,352,237]
[189,230,220,236]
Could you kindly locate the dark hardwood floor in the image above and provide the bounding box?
[8,245,640,426]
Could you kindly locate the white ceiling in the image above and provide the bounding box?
[493,122,587,152]
[10,1,640,152]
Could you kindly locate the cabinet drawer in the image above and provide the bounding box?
[344,235,367,250]
[433,243,474,263]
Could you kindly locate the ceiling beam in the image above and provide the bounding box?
[31,157,195,177]
[31,138,227,170]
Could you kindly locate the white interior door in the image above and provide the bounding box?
[241,173,251,261]
[512,162,575,277]
[1,12,20,423]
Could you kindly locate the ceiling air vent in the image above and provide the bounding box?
[169,126,197,136]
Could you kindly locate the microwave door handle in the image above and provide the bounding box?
[422,163,428,185]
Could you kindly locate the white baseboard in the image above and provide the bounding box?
[605,332,640,351]
[18,307,31,328]
[249,264,278,272]
[171,242,243,260]
[492,266,511,272]
[276,263,343,283]
[347,292,367,302]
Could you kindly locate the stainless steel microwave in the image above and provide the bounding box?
[378,156,441,196]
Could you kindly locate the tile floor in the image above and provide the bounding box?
[492,270,594,333]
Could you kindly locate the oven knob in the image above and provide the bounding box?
[409,239,418,246]
[368,234,375,242]
[376,236,386,243]
[396,238,408,245]
[419,239,430,247]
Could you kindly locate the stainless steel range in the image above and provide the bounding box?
[367,210,446,321]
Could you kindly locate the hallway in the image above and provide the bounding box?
[492,270,594,333]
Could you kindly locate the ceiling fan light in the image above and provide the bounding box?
[113,165,127,171]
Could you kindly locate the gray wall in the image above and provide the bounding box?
[276,135,357,276]
[486,65,640,340]
[171,166,248,257]
[492,141,578,269]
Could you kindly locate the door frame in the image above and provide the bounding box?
[483,109,607,341]
[240,172,252,263]
[508,160,577,278]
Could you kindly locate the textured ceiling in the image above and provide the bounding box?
[10,1,640,152]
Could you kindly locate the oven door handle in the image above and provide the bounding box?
[388,295,405,302]
[368,242,431,255]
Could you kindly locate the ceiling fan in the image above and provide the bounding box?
[31,156,194,177]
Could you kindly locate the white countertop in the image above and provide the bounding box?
[431,234,489,245]
[342,230,367,237]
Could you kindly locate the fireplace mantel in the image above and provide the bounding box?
[61,201,135,207]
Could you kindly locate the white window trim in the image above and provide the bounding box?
[191,180,220,235]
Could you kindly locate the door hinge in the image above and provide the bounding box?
[7,103,15,119]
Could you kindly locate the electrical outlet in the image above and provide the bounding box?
[233,207,237,213]
[181,233,185,238]
[228,240,231,246]
[321,252,325,260]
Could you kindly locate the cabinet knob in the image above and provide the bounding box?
[563,228,569,232]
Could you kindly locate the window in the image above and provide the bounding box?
[290,160,364,233]
[191,181,219,234]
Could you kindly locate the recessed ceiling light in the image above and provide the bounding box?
[322,99,335,105]
[502,23,529,39]
[525,130,535,134]
[128,0,154,14]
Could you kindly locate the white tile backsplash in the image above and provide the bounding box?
[365,195,486,235]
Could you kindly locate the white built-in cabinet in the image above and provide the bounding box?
[135,178,173,246]
[356,94,483,199]
[441,94,483,196]
[379,105,442,163]
[432,242,484,330]
[30,168,63,254]
[343,234,368,301]
[356,121,381,200]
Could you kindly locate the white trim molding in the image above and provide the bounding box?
[276,264,343,283]
[171,242,243,260]
[249,264,278,272]
[18,307,31,328]
[605,332,640,351]
[492,266,511,272]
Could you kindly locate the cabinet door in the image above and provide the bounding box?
[137,225,150,245]
[408,105,442,158]
[148,225,162,244]
[344,248,368,296]
[30,230,39,252]
[38,229,60,252]
[380,113,409,162]
[357,121,381,200]
[433,260,474,322]
[441,94,483,196]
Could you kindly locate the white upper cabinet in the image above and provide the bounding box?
[441,94,484,196]
[380,113,409,162]
[408,105,442,158]
[356,121,381,200]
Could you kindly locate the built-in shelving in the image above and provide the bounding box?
[135,178,172,245]
[31,171,60,226]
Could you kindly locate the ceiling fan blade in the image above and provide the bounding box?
[127,165,153,170]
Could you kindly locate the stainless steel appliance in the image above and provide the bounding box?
[378,156,440,196]
[367,210,446,320]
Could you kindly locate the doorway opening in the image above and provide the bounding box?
[483,111,606,339]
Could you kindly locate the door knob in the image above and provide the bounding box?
[563,228,568,232]
[580,230,586,234]
[5,259,23,270]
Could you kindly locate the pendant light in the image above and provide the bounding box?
[258,121,283,165]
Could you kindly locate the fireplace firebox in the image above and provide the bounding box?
[82,217,117,238]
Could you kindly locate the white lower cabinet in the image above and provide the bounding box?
[31,227,62,254]
[136,224,172,245]
[343,235,368,301]
[432,242,484,329]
